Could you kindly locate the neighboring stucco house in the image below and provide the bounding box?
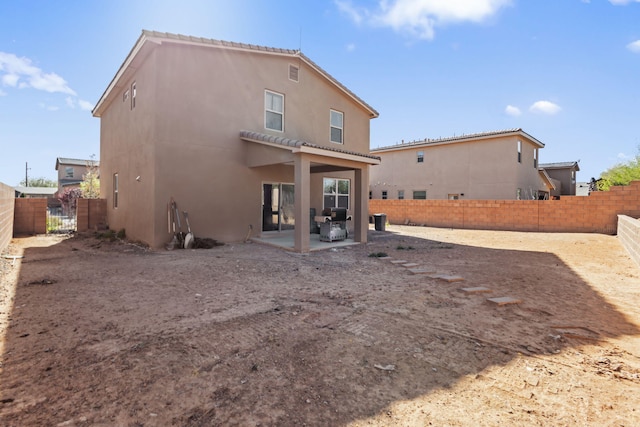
[370,129,551,200]
[539,161,580,197]
[55,157,100,194]
[14,186,58,198]
[92,30,379,252]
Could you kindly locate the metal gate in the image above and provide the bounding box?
[47,206,77,233]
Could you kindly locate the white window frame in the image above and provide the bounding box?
[413,190,427,200]
[113,173,119,208]
[517,140,522,163]
[323,177,350,209]
[330,109,344,144]
[265,90,284,132]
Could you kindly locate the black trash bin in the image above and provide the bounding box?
[373,213,386,231]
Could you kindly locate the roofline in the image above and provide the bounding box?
[538,169,556,190]
[371,128,544,153]
[93,30,379,119]
[539,161,580,171]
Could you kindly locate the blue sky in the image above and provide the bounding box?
[1,0,639,186]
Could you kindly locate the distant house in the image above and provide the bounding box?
[14,186,58,198]
[539,161,580,196]
[92,30,379,252]
[370,129,552,200]
[55,157,100,195]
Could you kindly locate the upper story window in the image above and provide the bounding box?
[534,148,538,168]
[123,89,129,103]
[381,190,388,200]
[517,140,522,163]
[131,82,136,109]
[65,167,74,178]
[265,90,284,132]
[417,151,424,163]
[330,110,343,144]
[398,190,404,200]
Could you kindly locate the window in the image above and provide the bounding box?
[571,170,576,184]
[413,190,427,200]
[382,190,388,200]
[131,82,136,109]
[123,89,129,103]
[65,167,74,178]
[534,149,538,168]
[517,140,522,163]
[113,173,119,208]
[417,151,424,163]
[398,190,404,200]
[369,191,372,200]
[289,64,299,82]
[330,110,343,144]
[265,90,284,131]
[323,178,349,209]
[448,194,459,200]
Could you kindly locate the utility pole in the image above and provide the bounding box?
[25,162,30,187]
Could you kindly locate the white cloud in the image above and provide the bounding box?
[609,0,640,4]
[38,102,59,111]
[529,100,562,115]
[343,0,514,40]
[0,51,76,95]
[626,40,640,53]
[78,100,94,111]
[346,43,356,52]
[335,0,366,25]
[66,96,76,108]
[505,105,521,116]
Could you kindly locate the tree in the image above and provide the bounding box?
[598,152,640,191]
[59,187,83,217]
[80,156,100,199]
[19,177,57,187]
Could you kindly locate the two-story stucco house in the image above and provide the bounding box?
[55,157,100,194]
[370,129,552,201]
[539,161,580,197]
[92,30,379,252]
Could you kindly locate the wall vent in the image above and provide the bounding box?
[289,64,299,82]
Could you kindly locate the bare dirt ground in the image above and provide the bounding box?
[1,225,640,426]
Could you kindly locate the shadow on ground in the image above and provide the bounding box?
[1,228,639,425]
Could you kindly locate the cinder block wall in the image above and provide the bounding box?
[617,215,640,268]
[76,199,107,231]
[14,198,47,235]
[370,181,640,235]
[0,182,15,253]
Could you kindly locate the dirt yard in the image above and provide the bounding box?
[1,225,640,426]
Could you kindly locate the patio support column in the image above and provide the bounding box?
[353,166,369,243]
[294,154,310,253]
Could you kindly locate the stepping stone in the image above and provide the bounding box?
[408,267,437,275]
[460,286,492,294]
[437,275,465,283]
[401,263,420,268]
[487,296,522,306]
[390,260,408,264]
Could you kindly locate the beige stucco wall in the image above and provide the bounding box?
[370,135,545,200]
[545,168,577,196]
[99,40,373,248]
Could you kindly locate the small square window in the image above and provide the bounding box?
[382,190,388,200]
[417,151,424,163]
